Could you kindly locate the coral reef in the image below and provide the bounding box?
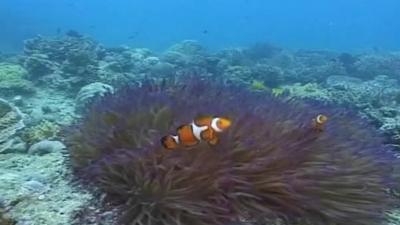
[0,98,25,154]
[21,88,76,126]
[353,53,400,79]
[23,35,104,89]
[28,140,66,155]
[0,151,91,225]
[21,120,60,145]
[75,82,114,111]
[2,33,400,225]
[162,40,208,67]
[0,63,35,95]
[67,79,398,225]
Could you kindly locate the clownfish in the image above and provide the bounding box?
[161,116,232,150]
[312,114,328,131]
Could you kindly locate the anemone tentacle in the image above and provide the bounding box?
[67,78,398,225]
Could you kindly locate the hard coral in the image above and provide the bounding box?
[0,98,25,153]
[21,120,60,145]
[67,79,398,225]
[0,63,35,95]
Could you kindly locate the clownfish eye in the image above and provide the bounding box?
[316,115,328,124]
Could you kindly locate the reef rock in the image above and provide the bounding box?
[75,82,114,110]
[162,40,209,67]
[23,35,104,88]
[0,98,25,153]
[23,53,59,78]
[28,140,66,155]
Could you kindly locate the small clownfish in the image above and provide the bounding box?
[161,116,232,150]
[312,114,328,131]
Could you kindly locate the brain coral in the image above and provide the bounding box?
[67,78,398,225]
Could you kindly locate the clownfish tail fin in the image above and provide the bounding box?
[160,136,170,149]
[161,135,178,150]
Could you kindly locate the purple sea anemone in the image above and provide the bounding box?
[67,78,398,225]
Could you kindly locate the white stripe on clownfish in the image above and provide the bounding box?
[161,116,232,150]
[211,118,223,132]
[191,122,208,141]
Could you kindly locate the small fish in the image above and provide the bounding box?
[161,116,232,150]
[312,114,328,131]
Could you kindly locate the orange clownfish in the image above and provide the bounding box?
[161,116,232,150]
[312,114,328,131]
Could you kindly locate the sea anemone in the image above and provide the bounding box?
[67,78,398,225]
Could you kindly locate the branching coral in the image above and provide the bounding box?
[66,78,398,225]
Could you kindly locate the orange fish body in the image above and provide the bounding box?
[312,114,328,131]
[161,116,232,150]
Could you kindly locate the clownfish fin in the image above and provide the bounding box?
[161,135,179,150]
[177,124,199,146]
[194,115,213,127]
[208,137,219,145]
[200,128,215,141]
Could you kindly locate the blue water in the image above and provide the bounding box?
[1,0,400,52]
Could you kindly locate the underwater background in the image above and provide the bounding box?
[1,0,400,52]
[1,0,400,225]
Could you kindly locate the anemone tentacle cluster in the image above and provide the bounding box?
[67,78,399,225]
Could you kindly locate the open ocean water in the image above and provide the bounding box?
[1,1,400,225]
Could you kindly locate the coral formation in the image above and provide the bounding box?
[28,140,66,155]
[21,120,60,145]
[0,63,35,95]
[67,79,398,225]
[0,98,25,153]
[75,82,114,110]
[0,151,91,225]
[22,35,104,89]
[2,33,400,225]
